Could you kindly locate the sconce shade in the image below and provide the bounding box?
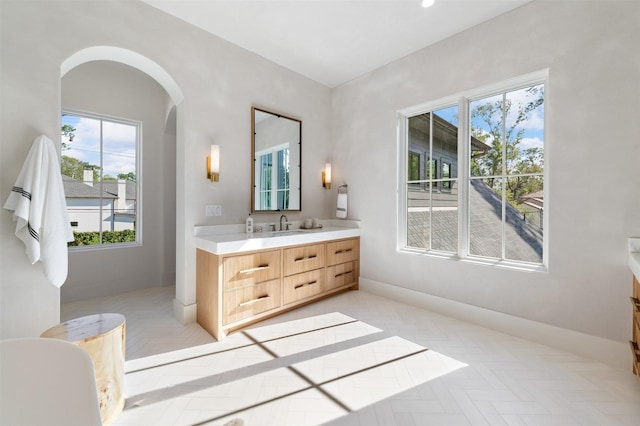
[208,144,220,182]
[322,162,332,189]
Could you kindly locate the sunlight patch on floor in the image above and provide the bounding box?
[114,313,467,426]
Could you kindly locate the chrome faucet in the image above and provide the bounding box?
[279,214,289,231]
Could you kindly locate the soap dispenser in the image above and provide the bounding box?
[245,213,253,234]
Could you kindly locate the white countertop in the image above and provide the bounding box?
[194,220,361,255]
[629,237,640,279]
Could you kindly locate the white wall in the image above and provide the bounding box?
[331,0,640,343]
[60,60,174,303]
[0,0,332,337]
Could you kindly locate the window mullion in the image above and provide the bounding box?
[397,113,408,251]
[428,113,433,251]
[458,97,470,259]
[501,93,507,260]
[99,119,104,245]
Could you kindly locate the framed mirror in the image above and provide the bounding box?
[251,107,301,212]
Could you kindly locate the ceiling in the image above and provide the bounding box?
[142,0,532,88]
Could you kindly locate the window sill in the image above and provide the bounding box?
[68,242,141,252]
[399,247,548,273]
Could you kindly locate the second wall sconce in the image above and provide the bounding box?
[322,162,331,189]
[207,144,220,182]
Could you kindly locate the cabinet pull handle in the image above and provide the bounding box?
[334,248,353,255]
[239,295,270,307]
[239,264,269,274]
[294,254,317,262]
[294,280,317,290]
[334,270,352,278]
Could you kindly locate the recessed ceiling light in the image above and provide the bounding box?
[422,0,435,7]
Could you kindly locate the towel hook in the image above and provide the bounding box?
[338,184,348,194]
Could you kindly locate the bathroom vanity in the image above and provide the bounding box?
[195,222,360,340]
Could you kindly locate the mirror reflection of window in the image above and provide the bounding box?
[252,107,301,212]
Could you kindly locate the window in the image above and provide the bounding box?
[61,111,140,248]
[400,72,546,267]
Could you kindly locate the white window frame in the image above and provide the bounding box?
[62,108,142,251]
[397,70,549,272]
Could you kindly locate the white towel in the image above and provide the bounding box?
[3,135,74,287]
[336,193,348,219]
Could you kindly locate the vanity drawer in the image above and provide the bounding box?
[326,238,359,266]
[283,269,326,305]
[223,250,281,290]
[222,278,281,325]
[326,261,358,291]
[283,243,325,276]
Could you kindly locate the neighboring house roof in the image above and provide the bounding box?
[409,113,491,156]
[62,175,136,200]
[62,175,116,199]
[469,179,542,262]
[519,190,543,211]
[407,179,543,263]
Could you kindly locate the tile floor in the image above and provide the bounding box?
[61,286,640,426]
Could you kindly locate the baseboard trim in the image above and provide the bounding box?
[360,277,630,370]
[173,298,197,325]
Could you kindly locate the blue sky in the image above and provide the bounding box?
[432,84,545,154]
[61,114,137,178]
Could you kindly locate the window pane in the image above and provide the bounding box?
[102,122,137,242]
[407,184,430,250]
[432,106,458,181]
[470,94,502,178]
[259,153,272,210]
[408,113,430,180]
[276,149,289,210]
[505,176,543,263]
[469,178,503,259]
[431,181,458,253]
[505,84,544,176]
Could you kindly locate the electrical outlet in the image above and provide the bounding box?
[205,204,222,217]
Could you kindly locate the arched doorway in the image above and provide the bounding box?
[60,47,186,321]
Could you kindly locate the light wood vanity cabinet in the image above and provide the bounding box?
[631,274,640,382]
[326,239,359,291]
[223,250,280,290]
[283,243,326,305]
[197,237,359,340]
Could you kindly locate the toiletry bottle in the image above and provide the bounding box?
[246,213,253,233]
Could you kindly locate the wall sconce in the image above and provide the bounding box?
[322,163,331,189]
[207,144,220,182]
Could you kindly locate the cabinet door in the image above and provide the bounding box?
[283,269,326,305]
[223,250,281,290]
[326,261,358,291]
[326,238,359,266]
[283,243,325,276]
[223,278,281,325]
